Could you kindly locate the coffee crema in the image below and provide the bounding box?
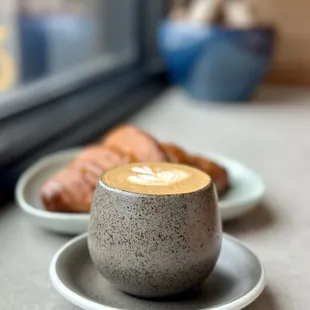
[102,162,211,195]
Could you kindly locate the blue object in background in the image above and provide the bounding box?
[19,16,48,83]
[43,16,96,75]
[158,21,275,102]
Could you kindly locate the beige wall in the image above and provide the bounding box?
[255,0,310,84]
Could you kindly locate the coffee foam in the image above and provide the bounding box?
[102,162,211,195]
[128,166,189,186]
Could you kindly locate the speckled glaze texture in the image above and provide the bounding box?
[88,180,222,298]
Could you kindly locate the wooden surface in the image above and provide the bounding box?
[255,0,310,84]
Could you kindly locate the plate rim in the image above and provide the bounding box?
[15,148,264,224]
[203,152,265,206]
[50,233,266,310]
[15,149,88,222]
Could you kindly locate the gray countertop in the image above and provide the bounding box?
[1,86,309,309]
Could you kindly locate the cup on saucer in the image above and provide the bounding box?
[88,162,222,298]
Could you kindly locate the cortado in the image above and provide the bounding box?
[102,162,211,195]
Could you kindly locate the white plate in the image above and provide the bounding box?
[206,152,265,221]
[50,233,266,310]
[15,149,264,235]
[15,149,89,235]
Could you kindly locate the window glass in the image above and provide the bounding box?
[0,0,138,95]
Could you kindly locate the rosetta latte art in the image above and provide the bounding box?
[128,166,189,186]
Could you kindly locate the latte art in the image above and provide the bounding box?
[102,162,211,195]
[128,166,189,186]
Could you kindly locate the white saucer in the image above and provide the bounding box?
[15,149,264,234]
[50,233,265,310]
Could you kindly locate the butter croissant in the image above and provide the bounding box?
[41,125,229,213]
[102,125,168,162]
[160,143,229,196]
[41,146,134,213]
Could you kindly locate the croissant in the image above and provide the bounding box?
[102,125,168,162]
[160,143,229,195]
[41,146,134,212]
[41,125,229,213]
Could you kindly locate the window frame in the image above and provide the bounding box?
[0,0,167,120]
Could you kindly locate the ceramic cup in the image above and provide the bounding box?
[88,164,222,298]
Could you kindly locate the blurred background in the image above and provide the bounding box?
[0,0,308,199]
[0,0,162,92]
[0,0,168,199]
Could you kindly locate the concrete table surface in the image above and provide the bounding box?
[1,86,309,310]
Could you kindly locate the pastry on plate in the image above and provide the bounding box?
[161,143,229,195]
[102,124,168,162]
[41,125,229,213]
[41,146,134,213]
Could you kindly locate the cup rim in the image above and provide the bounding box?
[98,162,214,198]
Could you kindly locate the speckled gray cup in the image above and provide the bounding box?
[88,172,222,298]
